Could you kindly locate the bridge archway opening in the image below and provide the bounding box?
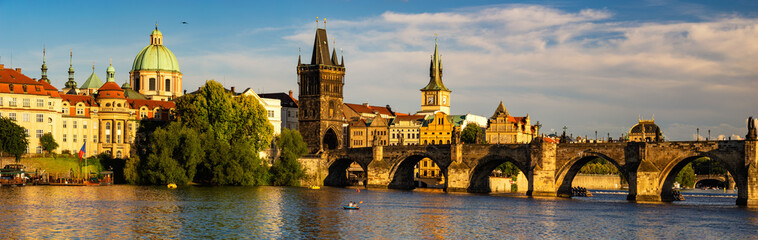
[323,128,339,150]
[389,155,446,191]
[556,155,628,198]
[660,156,740,202]
[324,158,366,187]
[468,157,528,194]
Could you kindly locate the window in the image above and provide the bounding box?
[9,113,16,121]
[165,79,171,91]
[62,107,69,114]
[36,114,43,122]
[36,146,43,154]
[23,98,30,107]
[83,134,87,143]
[140,111,147,119]
[73,134,77,143]
[106,122,111,130]
[24,129,29,137]
[268,110,275,118]
[23,113,30,122]
[36,99,44,107]
[106,134,111,143]
[94,134,98,143]
[117,122,122,130]
[155,112,161,120]
[149,78,156,91]
[83,121,87,129]
[9,98,17,107]
[116,151,122,158]
[63,134,67,142]
[36,130,43,138]
[76,108,84,115]
[63,120,67,128]
[73,121,78,129]
[0,97,3,106]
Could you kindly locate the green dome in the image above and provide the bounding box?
[131,44,180,73]
[151,29,162,35]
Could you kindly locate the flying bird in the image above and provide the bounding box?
[181,21,188,24]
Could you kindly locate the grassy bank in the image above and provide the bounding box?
[2,156,103,175]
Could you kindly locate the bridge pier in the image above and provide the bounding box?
[530,142,557,197]
[744,140,758,206]
[366,145,391,188]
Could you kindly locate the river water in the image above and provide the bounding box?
[0,186,756,239]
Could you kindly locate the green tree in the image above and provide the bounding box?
[175,80,274,185]
[269,128,308,186]
[39,133,58,158]
[676,163,696,188]
[461,124,482,144]
[0,117,29,162]
[129,122,204,185]
[496,161,521,178]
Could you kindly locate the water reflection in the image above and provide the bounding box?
[0,186,757,238]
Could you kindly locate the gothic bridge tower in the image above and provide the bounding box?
[297,26,345,153]
[418,38,451,115]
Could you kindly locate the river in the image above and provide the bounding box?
[0,186,756,239]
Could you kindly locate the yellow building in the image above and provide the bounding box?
[347,115,389,148]
[388,115,424,146]
[420,112,456,145]
[485,101,539,144]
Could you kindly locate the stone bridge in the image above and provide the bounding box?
[305,140,758,206]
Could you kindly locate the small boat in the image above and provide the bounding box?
[343,206,360,210]
[310,186,321,189]
[167,183,177,189]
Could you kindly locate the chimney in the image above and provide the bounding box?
[15,68,21,73]
[363,102,369,107]
[231,87,235,93]
[183,90,187,94]
[289,90,293,98]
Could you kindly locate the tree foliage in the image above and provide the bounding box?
[171,80,273,186]
[691,157,726,175]
[0,117,29,162]
[461,124,483,144]
[269,128,307,186]
[579,158,619,175]
[495,161,521,178]
[126,122,204,185]
[676,163,696,188]
[39,133,58,158]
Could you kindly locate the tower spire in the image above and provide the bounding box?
[421,35,448,91]
[298,48,302,65]
[40,46,49,83]
[65,50,77,89]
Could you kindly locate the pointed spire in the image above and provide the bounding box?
[298,48,302,65]
[40,46,49,83]
[340,48,344,66]
[421,35,449,91]
[491,101,509,119]
[331,38,339,65]
[65,50,77,89]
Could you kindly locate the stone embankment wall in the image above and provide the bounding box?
[490,173,623,192]
[298,155,327,187]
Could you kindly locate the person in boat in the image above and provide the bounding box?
[348,202,353,207]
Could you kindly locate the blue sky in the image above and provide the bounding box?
[1,0,757,140]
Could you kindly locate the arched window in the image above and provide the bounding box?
[116,151,122,158]
[431,140,435,144]
[134,76,140,90]
[117,122,122,130]
[105,122,111,130]
[165,79,171,91]
[149,78,156,91]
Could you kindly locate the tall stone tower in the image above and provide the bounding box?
[297,27,346,153]
[418,38,451,115]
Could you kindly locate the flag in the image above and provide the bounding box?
[78,142,86,164]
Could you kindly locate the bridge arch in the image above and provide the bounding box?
[324,157,367,187]
[555,152,628,198]
[388,152,445,190]
[323,128,339,150]
[468,155,530,193]
[658,155,746,202]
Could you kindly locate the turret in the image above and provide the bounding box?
[40,47,49,83]
[65,51,77,89]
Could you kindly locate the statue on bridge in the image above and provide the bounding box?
[748,116,757,140]
[398,132,405,145]
[451,127,461,144]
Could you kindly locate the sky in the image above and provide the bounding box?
[1,0,757,141]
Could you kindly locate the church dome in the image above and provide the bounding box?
[131,27,180,73]
[630,122,659,134]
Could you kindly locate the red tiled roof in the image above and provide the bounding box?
[37,80,61,98]
[0,68,49,96]
[98,81,123,91]
[128,99,175,109]
[344,103,394,116]
[96,82,125,99]
[543,137,558,143]
[61,94,97,106]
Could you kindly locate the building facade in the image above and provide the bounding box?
[388,115,424,146]
[485,101,539,144]
[628,117,662,142]
[259,90,299,131]
[297,27,345,153]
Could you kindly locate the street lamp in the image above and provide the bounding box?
[697,128,700,141]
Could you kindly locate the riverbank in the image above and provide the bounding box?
[1,156,102,174]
